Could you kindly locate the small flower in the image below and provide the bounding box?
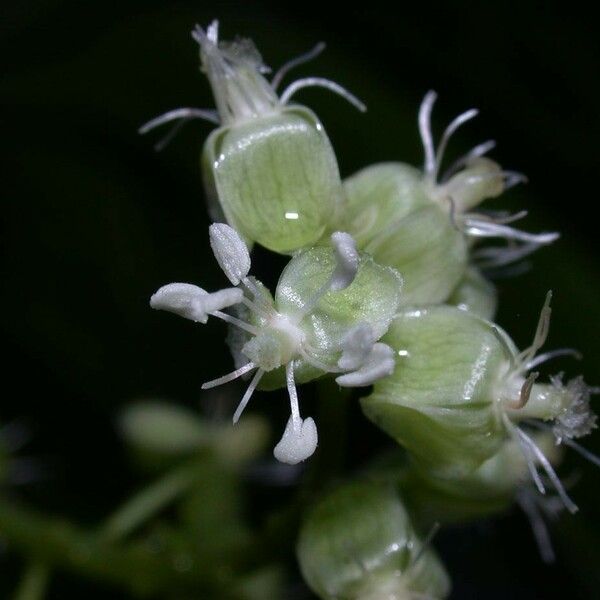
[139,22,367,255]
[151,224,402,464]
[417,90,558,265]
[495,292,597,513]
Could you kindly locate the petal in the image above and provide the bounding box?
[329,231,359,291]
[150,283,209,322]
[273,416,318,465]
[337,323,376,371]
[275,247,402,357]
[336,343,395,387]
[209,223,251,285]
[150,283,242,323]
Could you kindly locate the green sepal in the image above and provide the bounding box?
[447,266,497,320]
[259,246,402,390]
[362,306,512,479]
[202,105,343,254]
[297,481,450,600]
[341,162,429,247]
[401,432,561,526]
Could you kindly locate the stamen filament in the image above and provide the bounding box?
[286,362,301,432]
[523,348,582,372]
[517,490,556,563]
[279,77,366,112]
[138,108,220,134]
[233,368,265,423]
[202,362,256,390]
[212,310,260,335]
[517,425,578,513]
[433,108,478,181]
[271,42,326,91]
[441,139,496,182]
[418,90,437,177]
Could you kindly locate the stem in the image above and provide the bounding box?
[98,459,203,543]
[0,496,242,598]
[12,561,50,600]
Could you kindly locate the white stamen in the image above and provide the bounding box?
[271,42,326,91]
[517,425,578,513]
[273,415,318,465]
[202,362,256,390]
[139,107,220,132]
[464,217,560,245]
[559,437,600,468]
[150,283,243,323]
[232,368,265,423]
[473,242,545,269]
[279,77,366,112]
[517,490,556,563]
[523,348,581,372]
[442,139,496,182]
[337,323,376,371]
[299,232,360,317]
[434,107,478,180]
[209,223,251,285]
[336,343,395,387]
[286,362,301,430]
[526,419,600,468]
[418,90,438,177]
[330,231,359,291]
[511,423,546,495]
[212,310,260,335]
[518,291,553,366]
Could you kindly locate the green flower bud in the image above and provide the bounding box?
[447,266,497,320]
[361,297,596,510]
[297,481,450,600]
[202,105,344,253]
[141,21,366,254]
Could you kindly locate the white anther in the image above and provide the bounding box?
[273,416,318,465]
[209,223,251,285]
[150,283,242,323]
[330,231,359,291]
[336,343,395,387]
[338,323,377,371]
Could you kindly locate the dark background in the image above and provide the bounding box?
[2,0,599,597]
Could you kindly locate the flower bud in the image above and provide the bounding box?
[297,481,450,600]
[361,303,595,485]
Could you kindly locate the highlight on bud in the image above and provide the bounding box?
[140,20,367,254]
[151,228,402,464]
[297,481,451,600]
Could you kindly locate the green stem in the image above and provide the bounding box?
[12,561,50,600]
[98,459,200,543]
[0,497,241,598]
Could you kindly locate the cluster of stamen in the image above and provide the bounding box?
[489,291,598,514]
[139,20,365,151]
[417,90,559,267]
